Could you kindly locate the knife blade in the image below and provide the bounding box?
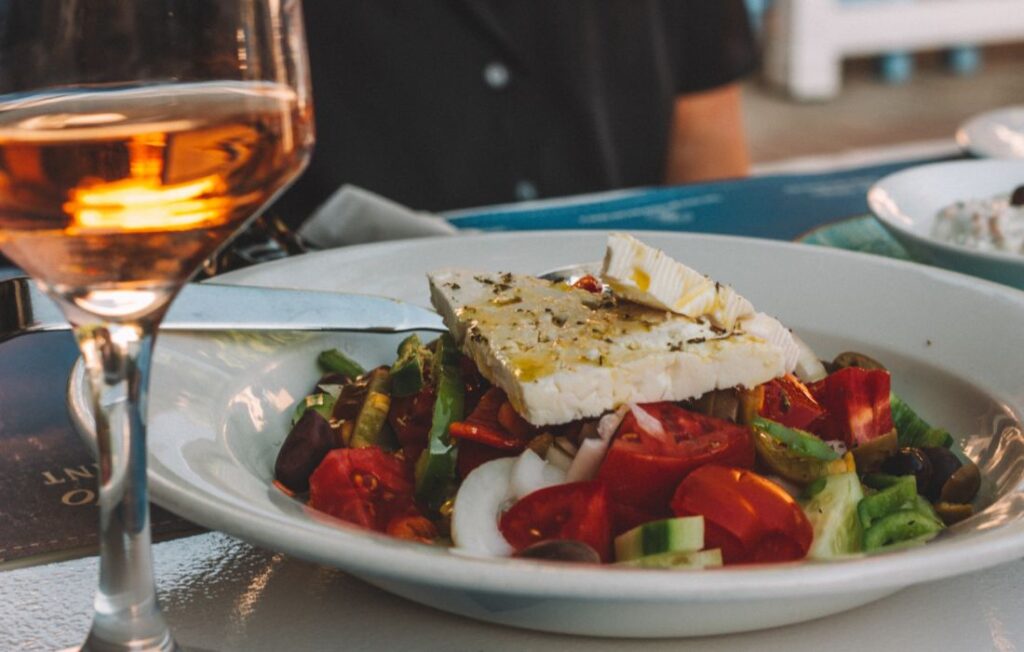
[0,276,445,341]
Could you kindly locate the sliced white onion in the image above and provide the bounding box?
[509,448,566,499]
[566,437,610,482]
[451,457,516,557]
[629,403,665,439]
[597,405,629,441]
[792,333,828,383]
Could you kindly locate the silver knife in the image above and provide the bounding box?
[0,276,445,342]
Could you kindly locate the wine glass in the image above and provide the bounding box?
[0,1,314,649]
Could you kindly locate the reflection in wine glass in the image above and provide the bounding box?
[0,2,314,650]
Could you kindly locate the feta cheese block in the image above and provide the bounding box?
[601,232,754,330]
[428,268,797,426]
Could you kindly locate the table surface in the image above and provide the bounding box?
[2,140,1023,652]
[2,532,1022,652]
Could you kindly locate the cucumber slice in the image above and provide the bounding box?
[617,548,723,569]
[614,516,704,562]
[802,472,865,559]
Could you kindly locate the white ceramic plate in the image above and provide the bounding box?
[957,106,1024,159]
[868,159,1024,289]
[68,231,1024,638]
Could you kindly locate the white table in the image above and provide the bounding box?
[1,532,1021,651]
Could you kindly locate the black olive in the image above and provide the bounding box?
[832,351,887,371]
[513,539,601,564]
[920,446,963,501]
[1010,184,1024,207]
[274,410,342,493]
[881,447,933,495]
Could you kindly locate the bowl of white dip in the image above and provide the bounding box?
[868,160,1024,290]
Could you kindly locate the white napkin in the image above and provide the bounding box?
[297,185,458,249]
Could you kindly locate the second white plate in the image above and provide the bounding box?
[957,105,1024,159]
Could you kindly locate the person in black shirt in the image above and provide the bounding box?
[275,1,758,224]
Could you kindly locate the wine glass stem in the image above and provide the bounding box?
[75,320,177,652]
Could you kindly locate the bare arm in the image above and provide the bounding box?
[664,83,750,185]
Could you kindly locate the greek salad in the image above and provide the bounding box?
[273,234,980,568]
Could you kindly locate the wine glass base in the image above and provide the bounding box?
[80,628,178,652]
[66,643,215,652]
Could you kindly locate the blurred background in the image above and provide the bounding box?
[747,0,1024,163]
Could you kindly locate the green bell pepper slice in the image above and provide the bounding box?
[751,417,840,461]
[414,333,464,513]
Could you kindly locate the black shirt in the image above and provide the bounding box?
[275,0,757,224]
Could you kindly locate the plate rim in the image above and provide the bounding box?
[68,230,1024,602]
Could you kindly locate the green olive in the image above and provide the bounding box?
[832,351,887,371]
[752,429,847,484]
[940,461,981,504]
[850,430,898,472]
[934,502,974,525]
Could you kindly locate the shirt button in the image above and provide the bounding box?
[483,62,510,89]
[515,180,538,201]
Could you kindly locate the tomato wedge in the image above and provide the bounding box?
[499,481,612,562]
[572,274,604,294]
[596,402,754,534]
[309,447,420,532]
[759,374,825,431]
[809,367,894,446]
[671,465,813,564]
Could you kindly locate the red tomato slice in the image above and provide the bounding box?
[809,367,893,446]
[671,465,812,564]
[309,447,419,532]
[759,374,825,431]
[499,481,612,562]
[596,402,754,534]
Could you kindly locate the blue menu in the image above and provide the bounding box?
[447,156,955,241]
